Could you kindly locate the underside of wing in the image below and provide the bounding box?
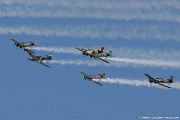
[76,48,84,52]
[76,48,90,56]
[39,61,51,68]
[80,71,87,76]
[92,55,110,64]
[80,71,92,79]
[144,74,156,82]
[26,50,36,58]
[10,38,20,44]
[158,83,171,88]
[94,81,103,86]
[98,57,110,64]
[24,48,35,54]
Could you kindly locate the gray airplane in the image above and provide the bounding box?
[80,71,106,86]
[26,49,52,68]
[145,74,173,88]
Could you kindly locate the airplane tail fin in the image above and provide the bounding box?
[169,76,173,83]
[34,40,37,46]
[108,50,112,57]
[49,53,52,56]
[49,53,52,58]
[46,53,52,59]
[102,72,106,78]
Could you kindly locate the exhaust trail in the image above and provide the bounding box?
[30,46,80,55]
[1,23,180,41]
[47,59,106,67]
[95,78,180,90]
[48,57,180,69]
[107,57,180,69]
[1,1,180,22]
[1,0,180,10]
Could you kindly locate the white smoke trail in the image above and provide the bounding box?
[1,0,180,10]
[47,59,106,67]
[1,1,180,22]
[30,47,80,55]
[94,78,180,90]
[48,57,180,69]
[108,47,180,61]
[1,24,180,41]
[107,57,180,69]
[3,0,180,10]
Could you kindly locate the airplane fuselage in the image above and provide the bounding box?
[82,50,93,56]
[19,43,35,48]
[94,52,111,57]
[16,43,34,48]
[30,56,52,61]
[83,50,112,58]
[84,75,101,80]
[152,78,173,84]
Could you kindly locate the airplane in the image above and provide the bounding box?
[10,38,37,53]
[26,50,52,68]
[144,74,173,88]
[76,46,112,64]
[80,71,106,86]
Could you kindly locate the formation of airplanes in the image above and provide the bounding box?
[10,38,52,68]
[10,38,175,88]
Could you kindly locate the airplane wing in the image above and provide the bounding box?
[24,48,35,54]
[10,38,20,45]
[80,71,92,79]
[26,49,36,58]
[39,61,51,68]
[144,74,156,82]
[97,57,110,64]
[76,47,89,54]
[76,48,84,52]
[158,83,171,88]
[92,55,110,64]
[94,81,103,86]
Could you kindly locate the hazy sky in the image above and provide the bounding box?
[0,0,180,120]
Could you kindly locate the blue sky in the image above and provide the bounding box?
[1,0,180,120]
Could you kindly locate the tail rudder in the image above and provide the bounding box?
[49,53,52,59]
[46,53,52,59]
[33,40,37,45]
[102,72,106,78]
[169,76,173,82]
[108,50,112,57]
